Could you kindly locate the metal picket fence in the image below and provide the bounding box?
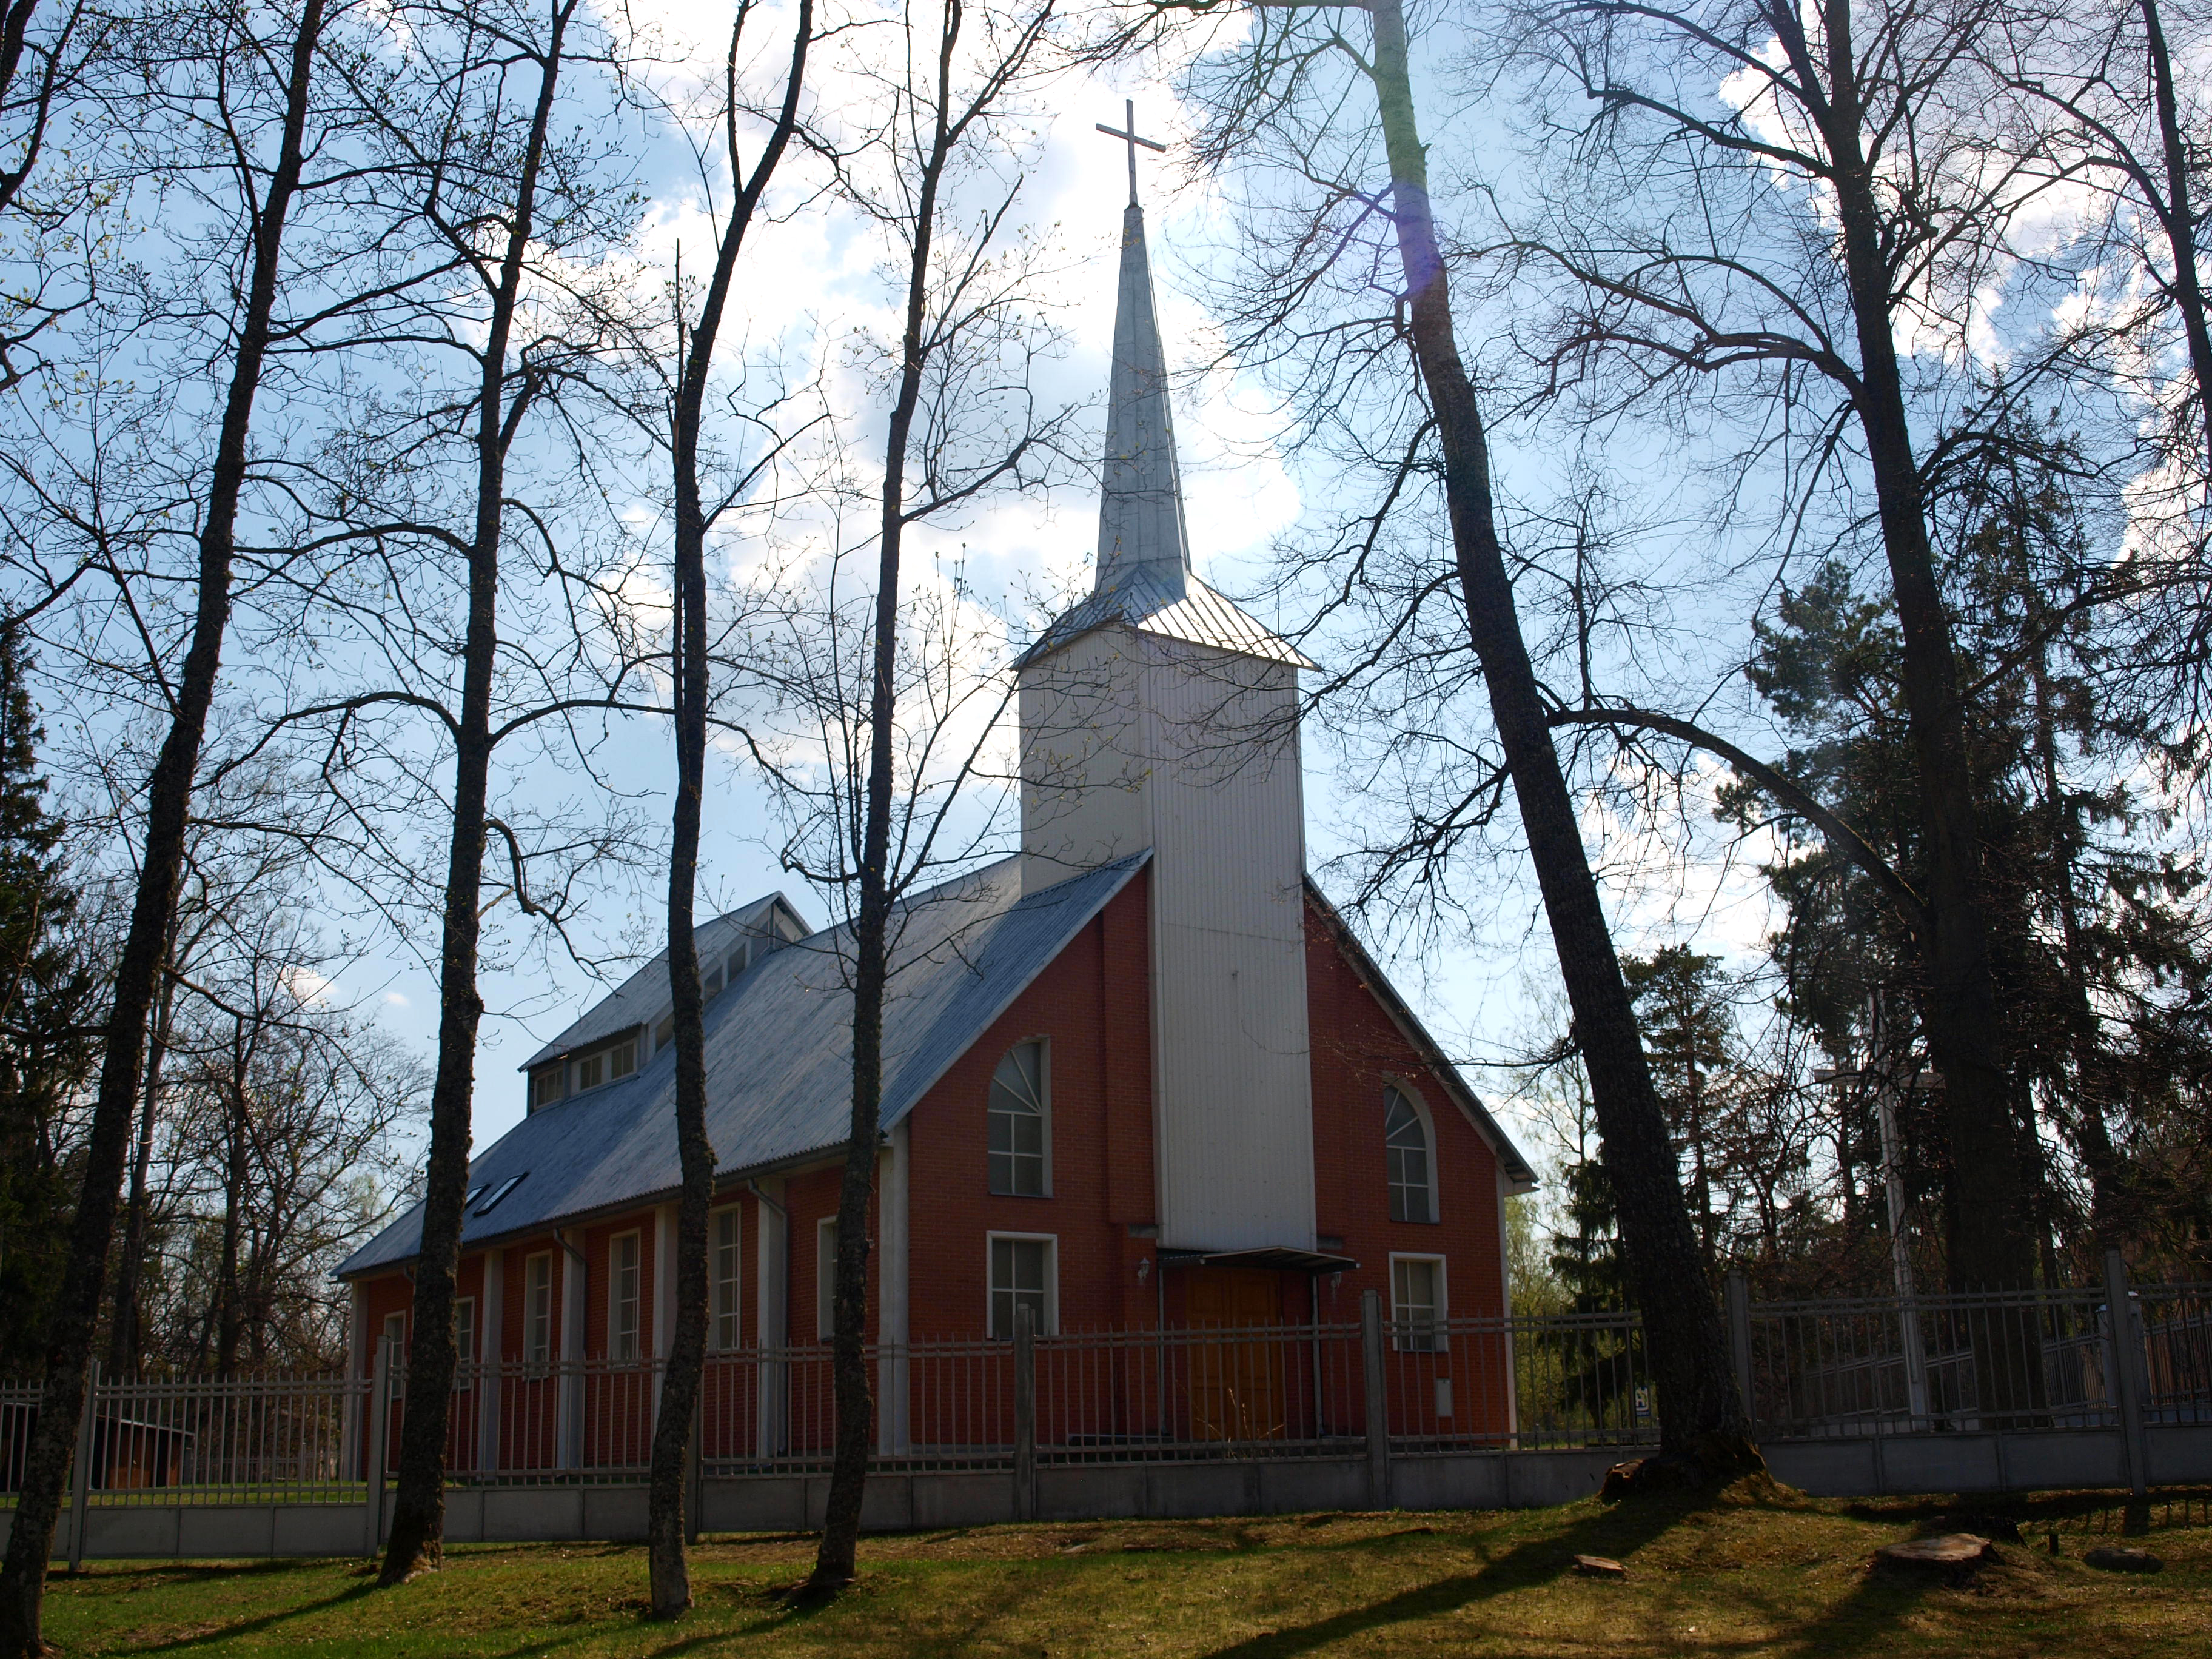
[7,1270,2209,1513]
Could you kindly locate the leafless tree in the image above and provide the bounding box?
[1111,0,1760,1480]
[1500,0,2071,1312]
[0,1,347,1642]
[703,0,1085,1583]
[124,845,423,1374]
[647,0,814,1617]
[307,0,665,1585]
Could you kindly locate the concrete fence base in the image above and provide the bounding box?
[6,1424,2207,1560]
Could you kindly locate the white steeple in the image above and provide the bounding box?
[1094,199,1191,599]
[1016,133,1320,1255]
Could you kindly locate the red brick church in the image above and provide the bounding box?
[338,178,1534,1469]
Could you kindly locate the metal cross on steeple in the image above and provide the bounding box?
[1094,99,1167,207]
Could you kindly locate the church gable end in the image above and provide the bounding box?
[902,868,1158,1339]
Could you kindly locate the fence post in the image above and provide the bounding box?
[1361,1289,1390,1510]
[2102,1249,2150,1500]
[1013,1306,1037,1523]
[1724,1272,1756,1435]
[67,1359,98,1574]
[364,1338,392,1557]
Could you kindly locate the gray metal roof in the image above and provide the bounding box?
[1019,566,1317,672]
[337,853,1148,1278]
[520,892,811,1071]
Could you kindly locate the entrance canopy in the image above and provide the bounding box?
[1158,1246,1359,1275]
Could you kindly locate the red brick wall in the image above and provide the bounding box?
[350,867,1510,1443]
[577,1208,659,1361]
[781,1162,880,1342]
[897,870,1504,1344]
[902,870,1158,1341]
[1305,892,1504,1329]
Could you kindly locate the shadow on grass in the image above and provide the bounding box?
[121,1574,379,1654]
[1771,1560,1939,1659]
[1188,1493,1739,1659]
[623,1569,859,1655]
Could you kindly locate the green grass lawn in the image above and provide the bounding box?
[36,1485,2212,1657]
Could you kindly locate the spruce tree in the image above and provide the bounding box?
[0,625,98,1376]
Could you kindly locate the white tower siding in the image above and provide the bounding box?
[1020,628,1316,1250]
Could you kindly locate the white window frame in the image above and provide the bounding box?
[985,1232,1058,1339]
[573,1036,639,1096]
[524,1250,554,1365]
[454,1295,476,1379]
[710,1205,743,1352]
[1384,1082,1440,1225]
[816,1216,839,1341]
[987,1036,1052,1198]
[1389,1253,1447,1354]
[609,1230,643,1362]
[530,1065,566,1110]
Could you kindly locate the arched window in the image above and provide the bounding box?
[988,1040,1049,1196]
[1385,1084,1435,1223]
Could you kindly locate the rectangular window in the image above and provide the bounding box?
[1390,1255,1446,1353]
[530,1065,566,1109]
[711,1208,742,1351]
[608,1038,636,1081]
[988,1235,1054,1339]
[525,1252,554,1364]
[382,1312,407,1398]
[454,1296,475,1376]
[611,1232,642,1362]
[578,1051,603,1091]
[816,1218,837,1341]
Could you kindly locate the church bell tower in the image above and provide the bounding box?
[1017,114,1319,1254]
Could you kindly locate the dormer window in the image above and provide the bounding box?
[575,1036,637,1093]
[529,1065,566,1109]
[654,943,763,1054]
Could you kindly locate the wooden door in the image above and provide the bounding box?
[1186,1270,1285,1441]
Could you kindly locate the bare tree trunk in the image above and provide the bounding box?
[215,1031,249,1381]
[0,5,326,1645]
[1365,0,1757,1477]
[646,1,811,1618]
[379,0,578,1585]
[109,963,178,1375]
[811,1,969,1586]
[1780,0,2039,1301]
[2139,0,2212,468]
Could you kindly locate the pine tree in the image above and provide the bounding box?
[0,624,99,1376]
